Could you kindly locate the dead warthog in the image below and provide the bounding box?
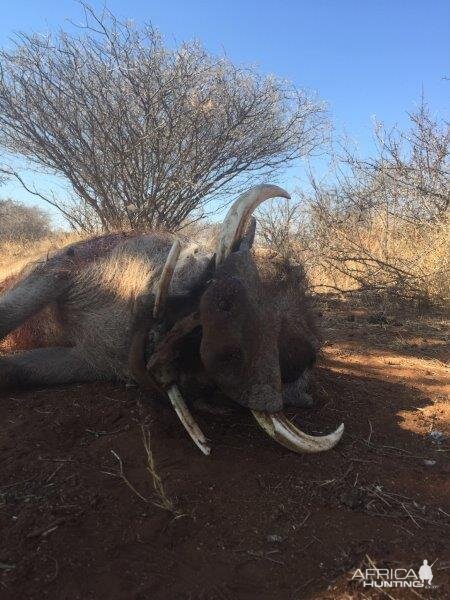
[0,185,343,454]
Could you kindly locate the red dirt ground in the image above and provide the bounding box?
[1,305,449,599]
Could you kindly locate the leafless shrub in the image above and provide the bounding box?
[0,198,51,242]
[259,102,449,308]
[258,198,303,261]
[0,3,327,233]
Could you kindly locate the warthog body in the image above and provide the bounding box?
[0,230,317,396]
[0,186,343,454]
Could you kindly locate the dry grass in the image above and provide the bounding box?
[1,219,447,312]
[102,427,180,517]
[0,232,84,282]
[258,196,448,309]
[141,425,180,515]
[281,216,449,311]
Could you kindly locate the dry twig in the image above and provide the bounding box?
[141,426,181,516]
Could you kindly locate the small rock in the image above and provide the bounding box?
[347,314,355,322]
[267,534,283,543]
[423,459,436,467]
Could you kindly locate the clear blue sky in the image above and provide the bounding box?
[1,0,448,224]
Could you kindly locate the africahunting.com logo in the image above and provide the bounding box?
[352,559,437,589]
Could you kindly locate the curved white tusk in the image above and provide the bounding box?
[215,184,290,266]
[167,385,211,456]
[153,239,181,319]
[252,411,344,454]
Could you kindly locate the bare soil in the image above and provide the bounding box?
[1,304,449,599]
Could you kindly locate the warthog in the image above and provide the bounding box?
[0,185,343,454]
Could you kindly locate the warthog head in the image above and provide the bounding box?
[130,185,344,455]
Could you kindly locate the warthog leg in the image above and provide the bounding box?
[0,347,100,389]
[0,260,70,341]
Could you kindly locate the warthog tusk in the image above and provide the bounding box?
[153,239,181,319]
[215,184,290,266]
[251,411,344,453]
[166,385,211,456]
